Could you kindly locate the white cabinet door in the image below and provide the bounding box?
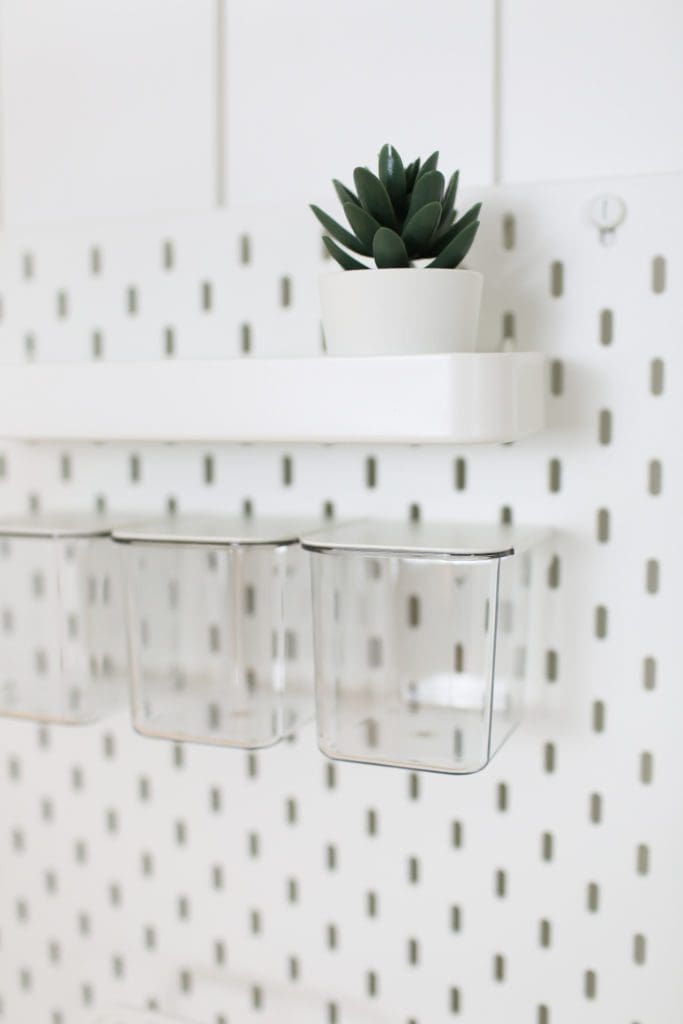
[0,0,216,224]
[501,0,683,181]
[224,0,495,203]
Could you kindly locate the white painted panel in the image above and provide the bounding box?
[502,0,683,181]
[225,0,495,203]
[0,0,216,223]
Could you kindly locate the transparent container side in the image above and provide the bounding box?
[488,549,533,758]
[311,550,506,774]
[123,540,312,748]
[0,535,125,724]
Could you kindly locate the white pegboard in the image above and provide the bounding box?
[0,174,680,1024]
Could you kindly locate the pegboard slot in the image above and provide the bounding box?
[0,353,546,444]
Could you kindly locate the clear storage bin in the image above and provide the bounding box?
[302,521,547,774]
[114,517,314,748]
[0,515,125,724]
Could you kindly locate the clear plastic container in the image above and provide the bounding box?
[114,516,314,748]
[0,515,125,723]
[302,521,547,774]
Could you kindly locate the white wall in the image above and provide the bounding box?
[0,0,681,224]
[0,0,217,223]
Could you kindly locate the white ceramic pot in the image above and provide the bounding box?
[319,267,483,357]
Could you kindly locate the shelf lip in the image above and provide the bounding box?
[0,352,547,445]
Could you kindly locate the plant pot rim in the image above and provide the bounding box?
[320,266,483,278]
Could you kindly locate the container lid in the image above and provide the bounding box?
[112,515,322,547]
[300,520,548,559]
[0,513,123,539]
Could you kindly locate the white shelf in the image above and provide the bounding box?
[0,353,546,444]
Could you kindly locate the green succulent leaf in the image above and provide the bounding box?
[333,178,360,207]
[427,220,479,269]
[431,202,482,254]
[401,201,442,256]
[322,235,368,270]
[405,158,421,190]
[343,202,381,252]
[416,151,439,179]
[353,167,397,228]
[310,204,369,255]
[378,144,407,214]
[373,227,410,269]
[440,170,459,225]
[406,170,445,219]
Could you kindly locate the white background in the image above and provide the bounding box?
[0,0,681,222]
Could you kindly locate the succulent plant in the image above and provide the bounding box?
[311,144,481,271]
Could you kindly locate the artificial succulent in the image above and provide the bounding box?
[311,144,481,270]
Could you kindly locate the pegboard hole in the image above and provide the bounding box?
[589,793,603,824]
[650,358,665,395]
[89,246,102,275]
[541,832,554,861]
[282,455,294,486]
[550,360,564,396]
[548,459,562,493]
[239,233,251,264]
[502,311,516,342]
[162,239,175,270]
[648,459,662,496]
[547,555,561,589]
[538,919,552,947]
[126,286,138,315]
[587,882,599,912]
[645,558,660,594]
[584,970,597,999]
[594,605,608,639]
[598,409,612,445]
[454,457,467,491]
[639,751,654,784]
[550,260,564,297]
[502,214,516,250]
[651,255,666,293]
[201,281,213,311]
[22,251,35,279]
[642,656,657,691]
[636,843,650,875]
[599,308,613,346]
[240,322,252,353]
[592,700,606,733]
[633,934,647,965]
[280,275,292,307]
[597,508,610,543]
[91,330,104,359]
[543,742,556,773]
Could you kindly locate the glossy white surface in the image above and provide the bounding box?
[0,352,546,445]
